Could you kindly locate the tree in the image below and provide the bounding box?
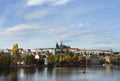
[47,54,55,65]
[117,56,120,64]
[54,55,59,63]
[99,57,105,64]
[0,53,12,66]
[59,55,64,64]
[65,51,74,57]
[72,55,78,64]
[64,55,71,64]
[12,44,19,54]
[77,54,86,64]
[38,56,45,65]
[26,55,35,65]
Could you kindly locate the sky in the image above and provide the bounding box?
[0,0,120,51]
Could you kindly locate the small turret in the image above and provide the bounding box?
[56,42,59,49]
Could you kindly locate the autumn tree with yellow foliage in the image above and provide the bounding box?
[11,43,20,61]
[12,44,19,54]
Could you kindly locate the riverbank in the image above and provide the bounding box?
[1,64,120,69]
[0,64,86,69]
[0,62,119,69]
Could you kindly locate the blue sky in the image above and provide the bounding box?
[0,0,120,51]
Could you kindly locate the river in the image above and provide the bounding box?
[0,66,120,81]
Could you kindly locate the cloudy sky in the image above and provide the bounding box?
[0,0,120,51]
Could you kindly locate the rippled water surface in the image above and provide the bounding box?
[0,66,120,81]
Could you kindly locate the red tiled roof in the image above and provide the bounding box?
[67,48,79,51]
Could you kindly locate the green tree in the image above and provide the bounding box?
[26,55,35,65]
[20,54,28,65]
[99,57,105,64]
[47,54,55,65]
[0,53,12,66]
[38,56,45,65]
[110,56,120,65]
[71,55,78,64]
[65,51,74,57]
[54,55,59,63]
[64,55,72,64]
[77,54,86,65]
[59,55,64,64]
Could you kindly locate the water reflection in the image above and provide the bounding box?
[0,66,120,81]
[11,69,18,81]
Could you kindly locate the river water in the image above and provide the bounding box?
[0,66,120,81]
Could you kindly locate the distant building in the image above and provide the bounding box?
[79,49,113,55]
[3,49,11,54]
[113,52,120,55]
[33,48,56,55]
[55,42,70,54]
[56,42,70,49]
[55,42,113,55]
[67,48,80,53]
[18,48,31,54]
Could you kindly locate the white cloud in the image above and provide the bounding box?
[70,23,89,27]
[54,0,69,5]
[6,24,36,32]
[24,9,55,20]
[77,23,89,27]
[27,0,70,6]
[0,23,43,38]
[27,0,47,6]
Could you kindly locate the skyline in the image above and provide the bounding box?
[0,0,120,51]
